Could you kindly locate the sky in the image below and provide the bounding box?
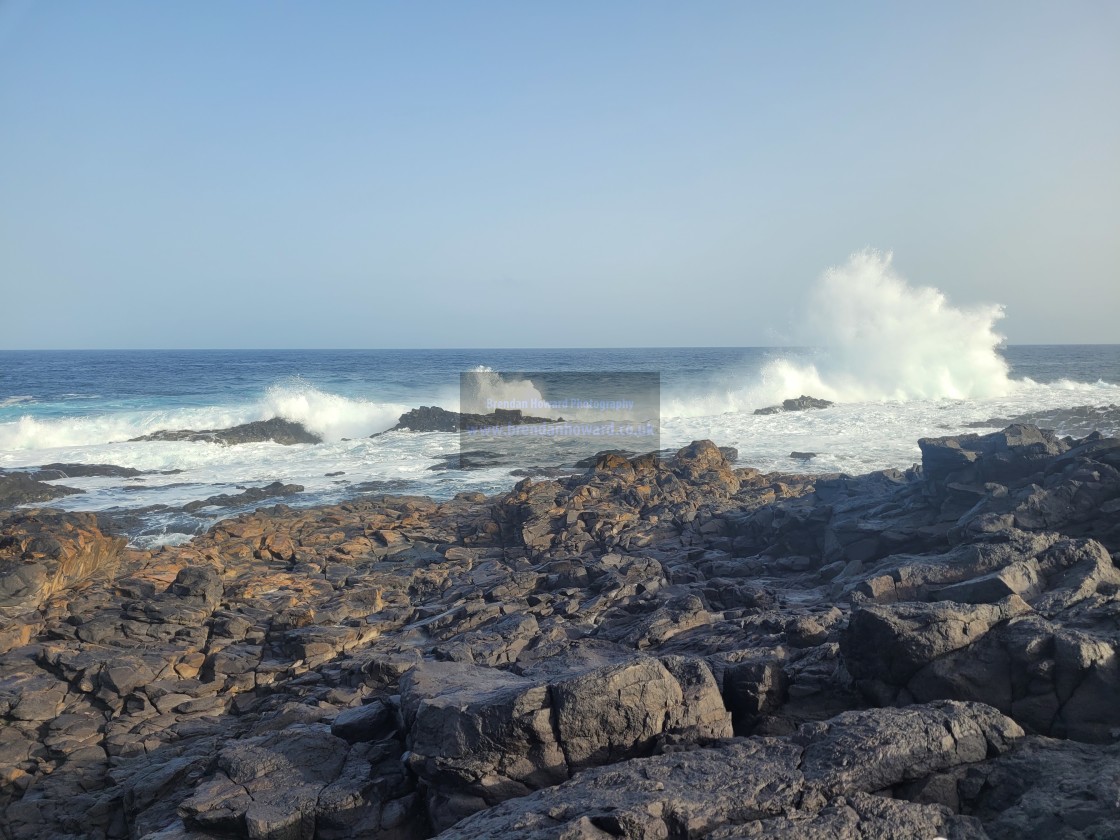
[0,1,1117,349]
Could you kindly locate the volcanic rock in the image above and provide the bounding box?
[35,463,144,479]
[401,652,730,829]
[181,481,305,512]
[130,417,322,445]
[438,701,1021,839]
[380,406,563,434]
[1,424,1119,839]
[754,395,835,415]
[0,472,83,510]
[0,510,125,621]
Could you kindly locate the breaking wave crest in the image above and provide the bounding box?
[0,382,408,450]
[663,250,1014,417]
[766,249,1011,402]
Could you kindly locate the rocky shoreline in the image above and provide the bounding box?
[1,423,1119,838]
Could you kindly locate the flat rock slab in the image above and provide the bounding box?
[401,652,731,830]
[437,701,1019,839]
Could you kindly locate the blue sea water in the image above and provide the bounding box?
[3,345,1118,421]
[1,345,1119,546]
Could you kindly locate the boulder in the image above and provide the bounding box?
[330,698,396,743]
[844,597,1032,688]
[955,734,1120,839]
[844,539,1120,743]
[919,424,1068,488]
[400,652,730,830]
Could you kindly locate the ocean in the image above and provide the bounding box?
[2,344,1119,548]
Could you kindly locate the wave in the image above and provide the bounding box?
[259,381,408,441]
[664,250,1013,416]
[769,250,1012,402]
[0,408,245,451]
[0,382,409,451]
[460,366,545,413]
[0,395,34,408]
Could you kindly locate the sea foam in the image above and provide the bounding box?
[662,250,1012,417]
[0,382,409,451]
[771,249,1012,401]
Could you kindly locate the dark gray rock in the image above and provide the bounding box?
[330,698,396,743]
[400,651,731,830]
[168,566,223,606]
[36,463,143,479]
[4,426,1120,839]
[919,423,1069,488]
[0,472,83,509]
[130,417,321,445]
[178,724,351,836]
[437,701,1018,839]
[181,481,304,512]
[843,537,1120,742]
[955,734,1120,839]
[380,406,563,434]
[754,395,835,415]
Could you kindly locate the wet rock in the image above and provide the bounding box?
[0,472,83,509]
[130,417,321,445]
[182,482,304,513]
[36,463,144,479]
[384,406,462,432]
[754,395,835,415]
[380,406,562,434]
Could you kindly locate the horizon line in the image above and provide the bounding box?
[2,342,1118,353]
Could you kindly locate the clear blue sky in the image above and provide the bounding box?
[1,1,1117,348]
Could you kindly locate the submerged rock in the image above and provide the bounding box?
[35,463,144,479]
[181,481,304,512]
